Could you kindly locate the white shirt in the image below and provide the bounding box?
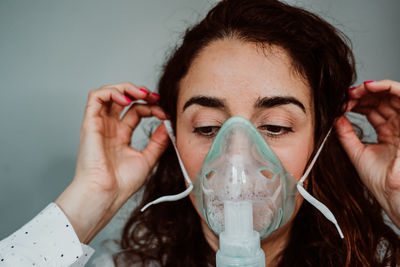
[0,203,95,267]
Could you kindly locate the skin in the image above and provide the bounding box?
[176,38,315,264]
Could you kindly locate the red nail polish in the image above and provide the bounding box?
[140,88,149,94]
[364,81,374,84]
[349,86,356,91]
[124,96,132,103]
[151,92,160,98]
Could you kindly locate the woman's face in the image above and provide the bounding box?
[175,38,315,229]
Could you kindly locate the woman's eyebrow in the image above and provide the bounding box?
[182,95,306,113]
[254,96,306,113]
[182,96,225,112]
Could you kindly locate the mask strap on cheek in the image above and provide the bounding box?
[141,120,194,212]
[296,127,344,239]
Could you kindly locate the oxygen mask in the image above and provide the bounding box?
[141,116,343,266]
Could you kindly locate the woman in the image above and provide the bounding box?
[1,0,400,266]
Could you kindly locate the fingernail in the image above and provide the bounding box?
[364,80,374,84]
[349,86,356,91]
[151,92,160,99]
[124,96,132,103]
[140,88,149,94]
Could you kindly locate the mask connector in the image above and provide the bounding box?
[216,201,265,267]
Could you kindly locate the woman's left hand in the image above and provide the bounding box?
[335,79,400,229]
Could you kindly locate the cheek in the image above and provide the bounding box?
[279,148,309,180]
[176,131,209,182]
[272,138,314,181]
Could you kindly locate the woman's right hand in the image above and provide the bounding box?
[74,82,168,199]
[55,83,169,243]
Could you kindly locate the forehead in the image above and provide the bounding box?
[178,39,313,114]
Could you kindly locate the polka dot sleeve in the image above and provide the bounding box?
[0,202,95,266]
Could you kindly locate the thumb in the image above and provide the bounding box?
[142,122,170,169]
[334,115,365,166]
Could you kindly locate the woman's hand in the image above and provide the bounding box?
[335,79,400,229]
[74,83,168,198]
[55,83,169,243]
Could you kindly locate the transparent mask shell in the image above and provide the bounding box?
[193,116,297,239]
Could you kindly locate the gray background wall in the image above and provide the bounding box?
[0,0,399,266]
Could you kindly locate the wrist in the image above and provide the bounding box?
[55,179,123,244]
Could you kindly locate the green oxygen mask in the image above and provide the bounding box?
[193,116,297,239]
[141,116,343,266]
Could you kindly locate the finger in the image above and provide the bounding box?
[121,104,168,132]
[85,88,132,118]
[105,82,150,100]
[102,83,150,116]
[148,91,160,103]
[108,83,160,104]
[377,101,398,120]
[109,94,132,117]
[138,86,160,104]
[351,93,398,121]
[348,80,399,101]
[365,110,387,128]
[334,115,365,167]
[348,83,367,100]
[352,104,393,121]
[389,95,400,110]
[364,79,400,96]
[141,122,170,169]
[376,121,398,145]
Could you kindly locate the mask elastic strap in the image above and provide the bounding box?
[141,120,193,212]
[296,127,344,238]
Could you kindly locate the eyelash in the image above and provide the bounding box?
[259,125,294,138]
[192,125,293,139]
[192,126,220,137]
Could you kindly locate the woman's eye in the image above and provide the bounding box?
[259,124,293,137]
[193,126,220,137]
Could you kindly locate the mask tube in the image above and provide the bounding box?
[217,201,265,267]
